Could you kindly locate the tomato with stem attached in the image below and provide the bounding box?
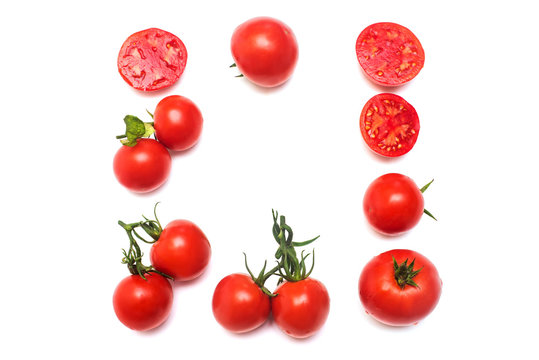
[359,249,442,326]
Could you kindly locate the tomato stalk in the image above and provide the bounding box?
[393,257,423,289]
[420,179,437,221]
[243,253,280,297]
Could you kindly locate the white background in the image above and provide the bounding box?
[1,0,538,358]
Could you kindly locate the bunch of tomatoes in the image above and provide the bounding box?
[112,16,442,336]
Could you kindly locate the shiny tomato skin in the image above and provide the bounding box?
[212,273,270,333]
[359,249,442,326]
[363,173,424,235]
[356,22,424,86]
[113,138,171,193]
[231,17,298,87]
[113,273,173,331]
[272,278,330,338]
[154,95,203,151]
[118,28,187,91]
[150,220,211,281]
[360,93,419,157]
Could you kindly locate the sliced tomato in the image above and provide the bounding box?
[117,28,187,91]
[356,22,424,86]
[360,93,419,157]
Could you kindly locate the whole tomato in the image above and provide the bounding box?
[212,273,271,333]
[363,173,427,235]
[113,272,173,331]
[231,17,298,87]
[272,278,330,338]
[359,249,442,326]
[113,138,171,193]
[150,219,211,281]
[153,95,203,151]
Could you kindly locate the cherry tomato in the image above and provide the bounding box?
[363,173,424,235]
[113,138,171,193]
[113,273,173,331]
[356,22,424,86]
[212,273,270,333]
[272,278,330,338]
[231,17,298,87]
[360,93,419,157]
[359,249,442,326]
[153,95,203,151]
[150,220,211,281]
[118,28,187,91]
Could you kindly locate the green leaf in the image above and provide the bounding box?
[420,179,434,193]
[121,115,147,147]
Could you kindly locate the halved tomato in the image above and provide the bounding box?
[356,22,424,86]
[360,93,419,157]
[117,28,187,91]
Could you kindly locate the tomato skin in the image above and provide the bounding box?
[360,93,419,157]
[113,273,173,331]
[150,220,211,281]
[117,28,187,91]
[113,138,171,193]
[363,173,424,235]
[212,273,270,333]
[231,17,298,87]
[356,22,424,86]
[154,95,203,151]
[359,249,442,326]
[272,278,330,338]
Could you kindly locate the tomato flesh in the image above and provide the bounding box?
[360,93,419,157]
[118,28,187,91]
[356,22,424,86]
[359,249,442,326]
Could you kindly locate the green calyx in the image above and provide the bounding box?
[116,114,155,147]
[393,257,423,289]
[420,179,437,221]
[243,253,279,297]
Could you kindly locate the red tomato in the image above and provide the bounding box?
[360,93,419,157]
[153,95,203,151]
[363,173,424,235]
[113,273,173,331]
[231,17,298,87]
[272,278,330,338]
[356,22,424,86]
[150,220,211,281]
[212,273,270,333]
[113,138,171,193]
[359,249,442,326]
[118,28,187,91]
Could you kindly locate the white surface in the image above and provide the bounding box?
[1,0,538,358]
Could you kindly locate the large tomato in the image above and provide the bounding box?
[360,93,419,157]
[118,28,187,91]
[153,95,203,151]
[271,278,330,338]
[113,273,173,331]
[113,138,171,193]
[150,220,211,281]
[356,22,425,86]
[359,249,442,326]
[231,17,298,87]
[212,273,271,333]
[363,173,424,235]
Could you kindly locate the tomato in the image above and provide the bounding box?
[113,273,173,331]
[113,138,171,193]
[356,22,424,86]
[118,28,187,91]
[272,278,330,338]
[359,249,442,326]
[360,93,419,157]
[150,219,211,281]
[153,95,203,151]
[363,173,425,235]
[212,273,270,333]
[231,17,298,87]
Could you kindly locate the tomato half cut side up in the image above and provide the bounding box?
[356,22,424,86]
[118,28,187,91]
[360,93,419,157]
